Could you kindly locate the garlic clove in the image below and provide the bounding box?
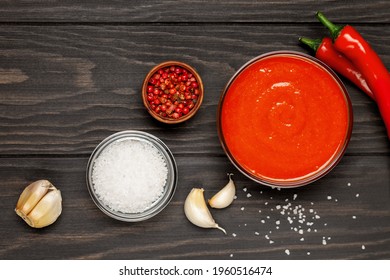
[209,173,235,209]
[15,180,62,228]
[16,180,51,216]
[184,188,226,234]
[26,188,62,228]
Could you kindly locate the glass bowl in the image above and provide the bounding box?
[86,130,178,221]
[217,51,353,188]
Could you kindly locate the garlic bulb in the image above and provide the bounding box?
[15,180,62,228]
[209,173,235,209]
[184,188,226,234]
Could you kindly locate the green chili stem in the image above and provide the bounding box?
[316,11,344,39]
[299,37,322,52]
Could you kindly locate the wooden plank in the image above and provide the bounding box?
[0,0,389,23]
[0,155,388,259]
[1,25,389,155]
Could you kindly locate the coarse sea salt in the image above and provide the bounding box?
[92,139,168,214]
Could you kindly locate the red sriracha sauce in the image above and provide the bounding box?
[219,53,352,186]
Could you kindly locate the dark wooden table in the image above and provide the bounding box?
[0,1,389,260]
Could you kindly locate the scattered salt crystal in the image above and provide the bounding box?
[243,188,247,192]
[335,199,338,202]
[322,239,327,245]
[352,216,357,219]
[234,195,237,200]
[255,232,260,236]
[307,252,311,255]
[276,205,281,210]
[241,207,245,211]
[247,193,252,198]
[315,215,320,219]
[324,223,328,226]
[266,216,270,219]
[277,188,281,191]
[276,220,280,225]
[258,210,262,213]
[244,224,247,226]
[327,196,332,200]
[232,233,237,237]
[327,237,331,240]
[293,194,298,200]
[314,229,317,232]
[265,234,270,240]
[298,229,304,235]
[269,240,274,244]
[230,254,234,258]
[92,138,167,214]
[300,237,305,241]
[347,182,351,187]
[261,220,265,224]
[265,202,268,205]
[362,245,365,250]
[356,193,360,198]
[309,209,314,213]
[285,249,290,255]
[276,226,279,230]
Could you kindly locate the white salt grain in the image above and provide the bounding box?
[285,249,290,255]
[327,196,332,200]
[232,233,237,237]
[356,193,360,198]
[247,193,252,198]
[92,139,167,213]
[241,207,245,211]
[362,245,365,250]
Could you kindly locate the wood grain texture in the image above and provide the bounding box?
[0,155,388,259]
[0,0,389,260]
[0,25,389,155]
[0,0,389,23]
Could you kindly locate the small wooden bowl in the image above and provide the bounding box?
[142,61,204,124]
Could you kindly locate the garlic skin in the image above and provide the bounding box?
[15,180,62,228]
[209,173,235,209]
[184,188,226,234]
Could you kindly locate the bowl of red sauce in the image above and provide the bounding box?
[142,61,204,124]
[218,51,353,188]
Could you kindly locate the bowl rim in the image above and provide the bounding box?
[217,50,353,188]
[86,130,178,221]
[142,61,204,124]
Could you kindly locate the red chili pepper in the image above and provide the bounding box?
[317,11,390,139]
[300,36,374,100]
